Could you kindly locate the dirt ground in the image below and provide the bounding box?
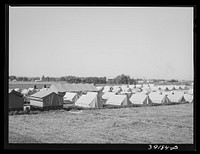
[8,103,193,144]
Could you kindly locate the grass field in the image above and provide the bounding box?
[8,103,193,144]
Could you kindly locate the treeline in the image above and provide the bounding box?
[108,74,136,85]
[9,74,137,84]
[9,76,57,82]
[60,76,107,84]
[9,74,180,85]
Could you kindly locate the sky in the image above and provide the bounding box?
[9,7,194,80]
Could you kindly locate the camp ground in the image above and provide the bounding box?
[9,89,24,111]
[29,90,63,109]
[105,94,130,106]
[75,92,103,108]
[129,93,152,105]
[148,93,171,104]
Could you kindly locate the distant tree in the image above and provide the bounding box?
[169,79,178,83]
[113,74,131,84]
[46,76,50,82]
[60,76,66,81]
[9,76,17,81]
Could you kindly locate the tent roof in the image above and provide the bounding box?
[49,83,98,92]
[102,92,116,99]
[106,95,127,105]
[64,92,77,98]
[183,94,193,102]
[9,89,23,97]
[148,93,165,100]
[30,90,56,98]
[167,94,185,102]
[130,94,147,102]
[76,93,97,105]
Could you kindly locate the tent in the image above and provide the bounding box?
[21,89,30,96]
[96,86,103,91]
[129,93,152,105]
[106,94,129,106]
[164,87,170,91]
[129,85,135,89]
[148,93,171,104]
[112,86,122,93]
[102,92,116,100]
[170,91,185,95]
[102,86,112,93]
[40,88,48,91]
[141,88,151,95]
[188,88,193,95]
[14,88,22,93]
[119,91,132,99]
[75,92,103,108]
[9,89,24,110]
[29,90,63,108]
[167,94,186,103]
[27,88,37,96]
[136,84,142,88]
[183,94,193,103]
[132,87,142,93]
[174,85,179,90]
[63,92,79,104]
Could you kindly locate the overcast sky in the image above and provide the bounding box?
[9,7,193,80]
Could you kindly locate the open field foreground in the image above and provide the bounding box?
[9,103,193,144]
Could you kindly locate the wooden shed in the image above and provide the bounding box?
[9,89,24,110]
[29,90,63,109]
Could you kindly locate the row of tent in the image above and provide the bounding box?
[8,83,193,110]
[99,84,193,93]
[8,83,98,110]
[102,92,193,106]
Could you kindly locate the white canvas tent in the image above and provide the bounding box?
[148,93,171,104]
[167,94,186,103]
[170,91,185,95]
[102,92,116,100]
[129,85,135,89]
[106,94,129,106]
[63,92,79,104]
[102,86,111,93]
[129,93,152,105]
[14,88,22,93]
[188,88,193,95]
[75,92,103,108]
[21,89,29,96]
[174,85,179,90]
[132,87,142,93]
[112,86,122,93]
[96,86,103,91]
[183,94,193,103]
